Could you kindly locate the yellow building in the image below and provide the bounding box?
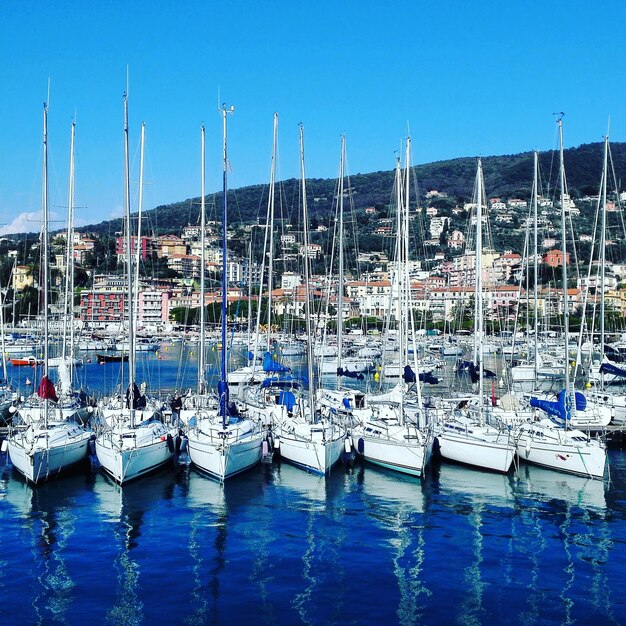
[12,265,34,291]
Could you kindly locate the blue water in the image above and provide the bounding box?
[2,347,626,625]
[1,450,625,625]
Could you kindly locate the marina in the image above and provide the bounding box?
[0,441,624,625]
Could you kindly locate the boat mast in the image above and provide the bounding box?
[405,136,424,413]
[252,113,278,365]
[394,154,402,381]
[198,125,206,394]
[62,121,76,374]
[599,134,608,388]
[133,122,146,335]
[337,135,345,377]
[299,124,316,422]
[557,115,570,423]
[0,275,7,383]
[532,151,539,382]
[42,102,50,428]
[266,113,277,353]
[219,104,234,426]
[123,93,136,426]
[475,159,485,421]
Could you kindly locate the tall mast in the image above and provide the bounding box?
[337,135,345,375]
[266,113,277,352]
[475,159,485,420]
[532,151,539,381]
[0,274,7,382]
[252,112,278,365]
[599,134,608,387]
[123,93,135,425]
[219,104,234,425]
[394,155,403,370]
[405,137,423,412]
[557,115,570,421]
[133,122,145,332]
[300,124,316,422]
[62,121,76,371]
[42,102,50,427]
[198,125,206,394]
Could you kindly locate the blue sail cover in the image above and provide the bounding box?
[599,361,626,378]
[529,389,587,424]
[277,391,297,412]
[337,367,364,380]
[419,372,440,385]
[263,352,291,373]
[403,365,417,383]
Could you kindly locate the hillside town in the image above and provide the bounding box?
[3,186,626,334]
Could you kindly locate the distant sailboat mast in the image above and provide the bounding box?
[123,93,136,426]
[337,135,346,375]
[299,124,316,422]
[266,113,278,353]
[198,125,207,394]
[599,133,608,388]
[41,102,50,428]
[557,114,570,422]
[219,103,234,426]
[252,112,279,367]
[475,158,485,421]
[532,151,539,382]
[133,122,146,332]
[61,121,76,378]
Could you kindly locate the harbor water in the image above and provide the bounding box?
[1,345,625,624]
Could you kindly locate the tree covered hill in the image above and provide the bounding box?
[79,141,626,237]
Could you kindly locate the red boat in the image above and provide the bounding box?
[10,356,43,367]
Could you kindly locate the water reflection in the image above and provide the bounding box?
[432,461,515,626]
[358,465,429,626]
[274,462,330,626]
[92,470,176,626]
[511,463,612,625]
[184,468,227,625]
[1,466,94,625]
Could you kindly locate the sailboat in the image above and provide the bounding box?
[95,95,177,484]
[345,137,434,477]
[436,158,516,473]
[7,103,92,483]
[17,120,90,427]
[580,134,626,424]
[516,116,607,479]
[268,125,346,475]
[186,104,265,481]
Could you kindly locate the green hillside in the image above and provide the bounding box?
[80,141,626,237]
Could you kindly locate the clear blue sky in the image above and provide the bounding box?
[1,0,624,234]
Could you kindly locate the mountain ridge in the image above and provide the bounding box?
[74,140,626,237]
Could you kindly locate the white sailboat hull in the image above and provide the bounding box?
[7,423,91,483]
[188,419,263,480]
[516,422,606,479]
[352,423,433,477]
[437,430,515,473]
[275,426,345,475]
[95,421,175,484]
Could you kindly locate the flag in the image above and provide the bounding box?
[37,375,58,402]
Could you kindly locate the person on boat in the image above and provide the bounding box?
[170,392,183,424]
[126,382,141,409]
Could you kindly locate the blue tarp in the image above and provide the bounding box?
[263,352,291,373]
[419,372,440,385]
[337,367,364,380]
[403,365,416,383]
[529,389,587,424]
[599,361,626,378]
[277,391,297,412]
